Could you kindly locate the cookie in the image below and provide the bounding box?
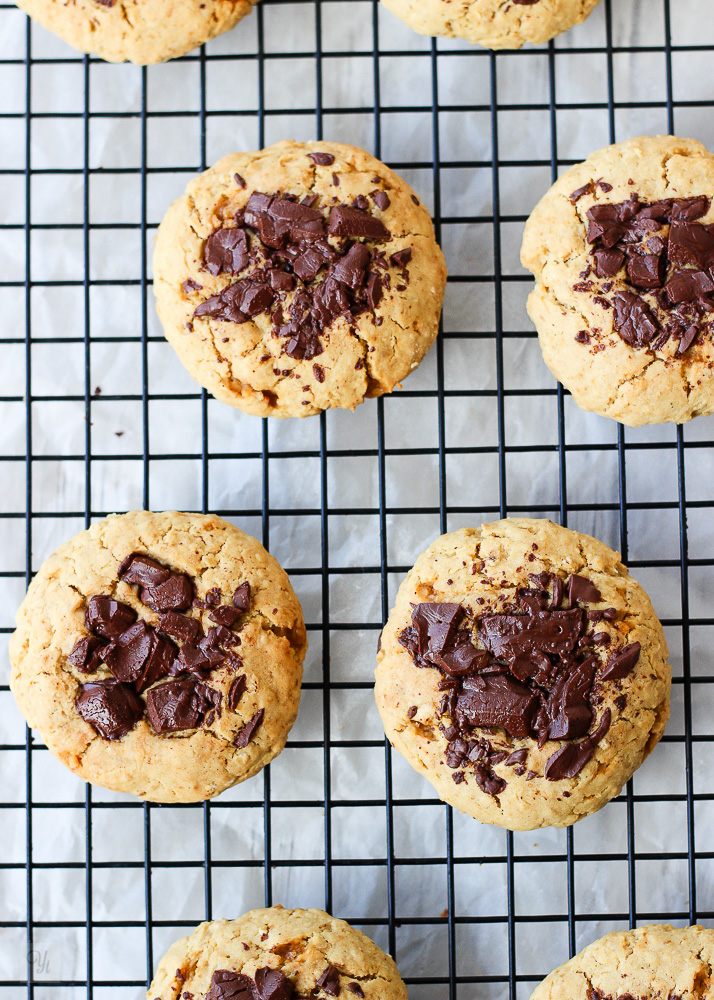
[380,0,601,49]
[531,924,714,1000]
[153,140,447,418]
[521,135,714,425]
[149,907,408,1000]
[374,517,671,831]
[14,0,256,65]
[9,511,306,803]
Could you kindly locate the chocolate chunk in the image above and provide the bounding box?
[204,227,249,276]
[206,970,255,1000]
[670,196,710,220]
[593,248,625,278]
[145,679,220,733]
[456,674,539,739]
[228,675,247,711]
[308,152,335,166]
[390,248,412,269]
[626,251,666,289]
[67,635,105,673]
[668,220,714,270]
[544,657,596,740]
[85,596,137,640]
[587,200,640,248]
[346,986,364,998]
[473,763,507,796]
[316,966,340,996]
[665,269,714,305]
[370,190,390,211]
[600,641,641,681]
[233,708,264,748]
[567,574,602,606]
[157,610,203,643]
[479,607,584,659]
[677,324,701,355]
[99,619,154,684]
[612,291,659,348]
[569,181,594,203]
[407,705,418,719]
[332,243,370,289]
[544,737,595,780]
[195,279,275,325]
[209,605,241,628]
[76,679,144,741]
[505,748,528,766]
[253,968,294,1000]
[119,553,171,588]
[328,205,389,240]
[234,173,246,189]
[141,572,194,612]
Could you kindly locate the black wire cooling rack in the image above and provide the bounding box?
[2,1,714,998]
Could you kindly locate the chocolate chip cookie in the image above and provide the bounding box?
[14,0,257,64]
[150,907,408,1000]
[380,0,601,49]
[375,518,671,830]
[531,924,714,1000]
[521,135,714,425]
[9,511,306,803]
[153,140,447,418]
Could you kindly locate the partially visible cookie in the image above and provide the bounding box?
[531,924,714,1000]
[375,518,671,831]
[521,135,714,425]
[14,0,256,64]
[380,0,601,49]
[150,907,408,1000]
[153,140,447,418]
[9,511,306,803]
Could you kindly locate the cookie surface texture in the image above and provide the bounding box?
[14,0,256,64]
[374,517,671,830]
[153,139,447,418]
[530,924,714,1000]
[380,0,601,49]
[521,135,714,425]
[9,510,306,803]
[149,907,408,1000]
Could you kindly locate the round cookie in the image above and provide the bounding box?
[150,907,408,1000]
[521,135,714,425]
[375,517,671,831]
[531,924,714,1000]
[14,0,256,65]
[380,0,601,50]
[153,140,447,418]
[9,511,306,803]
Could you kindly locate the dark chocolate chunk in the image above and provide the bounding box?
[567,574,602,606]
[371,190,390,211]
[85,596,137,640]
[316,966,340,996]
[593,248,625,278]
[228,675,247,711]
[612,291,659,347]
[626,251,666,289]
[233,708,264,748]
[600,642,641,681]
[119,553,171,588]
[67,635,105,673]
[569,181,594,203]
[327,205,389,240]
[677,323,701,355]
[544,657,595,740]
[479,607,584,659]
[308,152,335,166]
[346,985,364,998]
[204,227,249,276]
[668,220,714,271]
[157,610,203,643]
[390,248,412,269]
[145,679,220,734]
[253,968,294,1000]
[473,763,507,796]
[665,269,714,305]
[206,970,255,1000]
[544,736,595,780]
[141,572,194,613]
[456,674,539,739]
[76,679,144,741]
[99,620,154,684]
[209,605,241,628]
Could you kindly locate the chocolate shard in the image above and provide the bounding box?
[327,205,389,240]
[626,251,666,289]
[371,190,390,211]
[545,657,596,740]
[85,596,137,640]
[67,635,105,673]
[308,152,335,166]
[456,674,539,740]
[204,227,249,276]
[346,985,365,998]
[233,708,264,748]
[209,605,241,628]
[232,582,251,611]
[141,572,194,613]
[254,968,294,1000]
[670,196,710,220]
[665,269,714,305]
[157,610,203,644]
[332,243,370,289]
[118,552,171,588]
[593,247,625,278]
[145,679,220,734]
[677,324,700,355]
[668,220,714,271]
[567,574,602,606]
[600,641,641,681]
[390,248,412,269]
[612,290,659,348]
[228,675,247,711]
[205,970,255,1000]
[76,679,144,741]
[473,763,507,797]
[544,737,595,781]
[268,198,325,242]
[479,607,584,659]
[99,619,154,684]
[316,966,340,997]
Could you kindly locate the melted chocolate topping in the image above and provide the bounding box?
[206,968,294,1000]
[188,178,410,363]
[398,572,640,792]
[69,555,256,743]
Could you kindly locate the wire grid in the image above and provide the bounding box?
[1,0,714,998]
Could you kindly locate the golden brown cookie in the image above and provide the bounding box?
[380,0,601,49]
[9,511,306,803]
[153,140,447,418]
[521,135,714,425]
[375,518,671,831]
[14,0,256,64]
[150,907,408,1000]
[531,924,714,1000]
